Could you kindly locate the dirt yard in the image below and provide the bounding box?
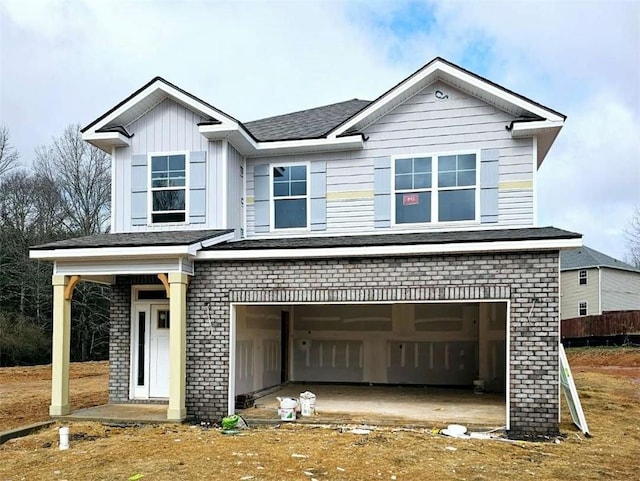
[1,347,639,480]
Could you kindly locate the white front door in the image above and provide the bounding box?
[131,297,170,400]
[149,305,170,398]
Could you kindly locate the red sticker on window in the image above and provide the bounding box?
[403,193,419,205]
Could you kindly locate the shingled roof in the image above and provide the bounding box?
[31,229,232,250]
[204,227,581,251]
[561,246,640,273]
[243,99,371,141]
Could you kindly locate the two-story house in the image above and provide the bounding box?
[560,245,640,319]
[31,58,581,438]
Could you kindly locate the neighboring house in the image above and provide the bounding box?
[561,246,640,319]
[30,58,581,438]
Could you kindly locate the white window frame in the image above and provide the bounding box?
[391,150,480,226]
[147,151,190,225]
[578,301,588,316]
[269,161,311,231]
[578,270,587,285]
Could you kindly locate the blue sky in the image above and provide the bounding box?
[1,0,638,260]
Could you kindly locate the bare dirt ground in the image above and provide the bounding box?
[0,361,108,432]
[1,347,639,481]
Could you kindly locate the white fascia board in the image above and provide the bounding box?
[87,80,237,136]
[198,231,236,248]
[250,135,364,157]
[509,120,564,137]
[330,60,565,138]
[199,123,363,157]
[30,244,196,260]
[196,237,583,261]
[82,131,131,147]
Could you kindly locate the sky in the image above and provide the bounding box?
[0,0,639,261]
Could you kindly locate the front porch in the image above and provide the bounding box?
[54,403,175,424]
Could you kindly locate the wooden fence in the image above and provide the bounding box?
[562,310,640,339]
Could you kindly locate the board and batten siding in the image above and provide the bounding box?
[111,97,227,232]
[560,268,600,319]
[245,80,535,237]
[601,268,640,312]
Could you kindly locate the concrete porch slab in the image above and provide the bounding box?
[239,384,506,429]
[54,403,174,424]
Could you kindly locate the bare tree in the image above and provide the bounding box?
[0,126,19,178]
[625,206,640,268]
[35,124,111,236]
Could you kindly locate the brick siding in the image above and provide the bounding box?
[110,252,560,438]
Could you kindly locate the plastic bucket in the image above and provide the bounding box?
[277,397,298,421]
[299,391,316,417]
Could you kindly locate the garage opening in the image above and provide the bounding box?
[231,301,507,427]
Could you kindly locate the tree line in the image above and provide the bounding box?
[0,125,111,366]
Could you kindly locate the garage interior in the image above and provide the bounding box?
[233,302,507,427]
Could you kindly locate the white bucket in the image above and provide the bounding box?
[299,391,316,417]
[59,426,69,450]
[473,380,485,394]
[277,397,298,421]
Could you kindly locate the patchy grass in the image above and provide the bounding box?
[0,348,638,480]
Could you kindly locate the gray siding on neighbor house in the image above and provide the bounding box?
[601,268,640,312]
[560,268,600,319]
[245,80,535,237]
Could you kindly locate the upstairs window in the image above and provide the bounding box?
[150,153,186,223]
[394,153,477,224]
[579,301,588,316]
[272,164,308,229]
[579,270,587,285]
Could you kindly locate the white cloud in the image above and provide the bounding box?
[1,0,638,259]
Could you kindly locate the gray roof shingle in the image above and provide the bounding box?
[560,246,640,272]
[243,99,371,141]
[31,229,233,250]
[204,227,580,251]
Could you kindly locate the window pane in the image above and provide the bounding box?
[414,173,432,189]
[274,198,307,228]
[438,189,475,221]
[438,171,457,187]
[273,182,289,197]
[290,180,307,196]
[414,157,432,173]
[151,156,168,172]
[439,155,457,172]
[153,190,185,211]
[395,158,412,174]
[458,170,476,186]
[169,155,185,171]
[458,154,476,170]
[273,166,288,180]
[152,172,168,188]
[290,165,307,181]
[395,192,431,224]
[395,174,413,190]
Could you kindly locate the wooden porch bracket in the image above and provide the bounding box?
[64,275,81,300]
[157,273,170,298]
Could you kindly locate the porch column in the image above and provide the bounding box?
[50,275,72,416]
[167,272,189,421]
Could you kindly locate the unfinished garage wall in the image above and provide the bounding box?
[185,251,559,438]
[291,303,488,387]
[235,305,282,394]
